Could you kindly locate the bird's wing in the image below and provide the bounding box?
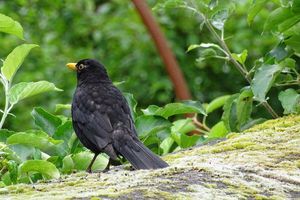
[72,85,138,153]
[103,86,138,137]
[72,100,114,151]
[119,95,138,137]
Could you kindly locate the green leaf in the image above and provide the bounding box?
[278,88,300,114]
[285,34,300,54]
[171,118,196,137]
[277,14,300,33]
[211,9,228,30]
[9,144,36,163]
[8,81,61,104]
[69,135,83,154]
[113,81,125,86]
[55,104,71,112]
[0,129,15,143]
[53,121,74,155]
[181,100,206,115]
[264,7,300,33]
[187,44,202,52]
[47,156,60,167]
[141,105,160,115]
[292,0,300,12]
[72,151,108,171]
[222,94,239,132]
[124,93,137,121]
[53,121,73,142]
[279,58,296,69]
[240,118,266,131]
[172,118,196,134]
[264,8,290,31]
[61,155,74,174]
[159,137,174,155]
[6,131,64,156]
[142,101,206,119]
[206,95,230,113]
[7,160,18,184]
[251,64,283,102]
[31,107,62,136]
[0,13,24,39]
[208,0,218,10]
[0,143,22,164]
[1,44,38,81]
[187,43,223,52]
[1,172,12,186]
[142,135,161,151]
[201,48,217,57]
[208,121,228,139]
[236,89,253,130]
[232,50,248,65]
[171,119,200,148]
[171,131,200,148]
[18,160,60,179]
[247,0,268,25]
[269,42,288,61]
[153,0,186,11]
[135,115,171,138]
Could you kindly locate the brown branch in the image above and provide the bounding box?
[131,0,191,100]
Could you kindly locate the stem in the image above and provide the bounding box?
[292,68,299,76]
[209,55,229,60]
[0,74,11,129]
[0,88,9,129]
[193,114,210,131]
[204,18,250,81]
[275,81,300,87]
[194,128,210,135]
[263,102,279,119]
[202,17,279,118]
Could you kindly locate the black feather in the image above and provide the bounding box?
[71,59,168,171]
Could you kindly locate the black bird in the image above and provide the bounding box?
[67,59,168,172]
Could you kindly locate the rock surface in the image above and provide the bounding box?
[1,115,300,199]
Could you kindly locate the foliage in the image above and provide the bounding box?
[154,0,300,132]
[0,106,109,185]
[0,0,281,130]
[0,13,62,185]
[0,15,61,130]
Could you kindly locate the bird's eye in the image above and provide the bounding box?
[78,64,86,70]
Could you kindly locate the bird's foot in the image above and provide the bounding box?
[101,168,110,173]
[86,168,110,174]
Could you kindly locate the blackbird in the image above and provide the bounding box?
[67,59,168,172]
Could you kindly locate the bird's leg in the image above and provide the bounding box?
[86,153,99,173]
[102,158,112,173]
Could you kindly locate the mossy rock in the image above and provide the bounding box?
[1,115,300,199]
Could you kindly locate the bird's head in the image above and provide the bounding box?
[66,59,110,83]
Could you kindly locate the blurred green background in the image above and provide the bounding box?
[0,0,280,130]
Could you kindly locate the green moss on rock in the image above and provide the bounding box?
[1,115,300,199]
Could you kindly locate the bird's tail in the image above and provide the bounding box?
[115,136,169,169]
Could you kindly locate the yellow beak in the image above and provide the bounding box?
[66,63,77,71]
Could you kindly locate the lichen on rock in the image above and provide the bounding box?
[1,115,299,199]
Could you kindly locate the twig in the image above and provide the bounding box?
[0,79,9,129]
[193,114,210,131]
[201,15,279,118]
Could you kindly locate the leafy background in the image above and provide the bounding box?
[1,0,289,130]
